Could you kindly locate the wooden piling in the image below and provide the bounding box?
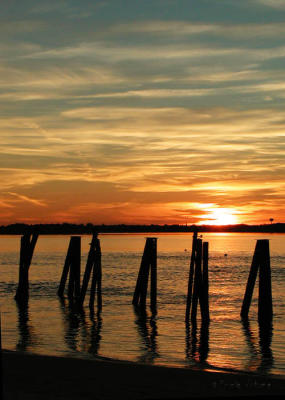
[57,236,81,301]
[150,238,157,312]
[201,241,210,323]
[58,239,73,298]
[79,234,97,305]
[89,237,102,310]
[139,254,151,308]
[132,238,157,310]
[133,239,151,307]
[191,238,203,325]
[15,232,38,303]
[241,239,273,324]
[185,232,210,325]
[68,237,81,301]
[240,241,260,319]
[258,240,272,325]
[78,233,102,310]
[185,231,198,322]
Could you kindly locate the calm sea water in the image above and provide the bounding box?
[0,233,284,376]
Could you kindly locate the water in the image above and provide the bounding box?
[0,232,284,377]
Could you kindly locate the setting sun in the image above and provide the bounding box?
[199,207,239,226]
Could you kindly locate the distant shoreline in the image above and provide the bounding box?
[0,222,284,235]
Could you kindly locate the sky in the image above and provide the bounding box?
[1,0,285,226]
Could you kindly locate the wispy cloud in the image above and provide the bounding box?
[112,20,285,38]
[0,20,46,34]
[253,0,285,9]
[6,192,48,207]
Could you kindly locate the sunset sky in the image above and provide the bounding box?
[1,0,285,225]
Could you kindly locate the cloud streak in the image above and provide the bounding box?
[6,192,47,207]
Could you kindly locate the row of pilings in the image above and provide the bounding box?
[13,230,273,328]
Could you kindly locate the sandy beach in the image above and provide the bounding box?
[1,350,285,400]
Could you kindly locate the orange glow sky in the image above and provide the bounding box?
[0,1,284,226]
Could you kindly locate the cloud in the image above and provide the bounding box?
[84,88,216,99]
[0,20,46,34]
[22,41,242,62]
[253,0,285,9]
[6,192,47,207]
[111,21,217,35]
[0,65,123,89]
[235,81,285,93]
[112,20,285,38]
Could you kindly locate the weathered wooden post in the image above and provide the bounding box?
[258,240,272,326]
[241,239,273,325]
[191,238,203,324]
[132,238,157,311]
[89,236,102,310]
[79,233,102,310]
[201,241,210,323]
[240,241,260,319]
[57,236,81,301]
[185,231,197,322]
[133,239,151,308]
[15,231,38,303]
[150,238,157,313]
[185,232,210,325]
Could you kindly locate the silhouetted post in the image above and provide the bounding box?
[133,239,150,307]
[201,241,210,323]
[186,233,210,325]
[89,236,102,310]
[133,240,150,307]
[191,238,203,325]
[133,238,157,310]
[150,238,157,312]
[57,236,81,301]
[241,241,260,319]
[58,239,73,297]
[79,233,102,310]
[241,239,273,324]
[185,231,198,322]
[68,237,81,300]
[15,232,38,303]
[80,234,97,304]
[258,240,272,325]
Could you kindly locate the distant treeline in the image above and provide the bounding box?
[0,223,284,235]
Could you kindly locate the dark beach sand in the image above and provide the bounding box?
[2,350,285,400]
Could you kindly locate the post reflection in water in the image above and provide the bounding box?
[133,306,159,363]
[59,298,102,355]
[185,320,210,365]
[59,298,81,351]
[242,318,274,374]
[85,307,102,356]
[16,301,35,351]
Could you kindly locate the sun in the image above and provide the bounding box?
[200,207,239,225]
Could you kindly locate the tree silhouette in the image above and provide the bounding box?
[269,218,274,224]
